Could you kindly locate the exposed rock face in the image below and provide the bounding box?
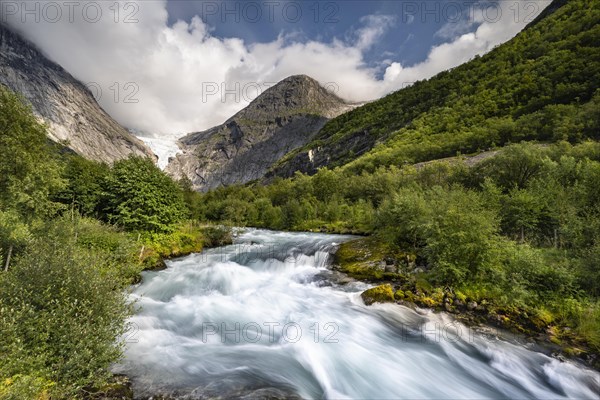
[166,75,354,191]
[267,130,377,179]
[0,24,154,163]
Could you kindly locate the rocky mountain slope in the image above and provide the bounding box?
[0,24,154,163]
[166,75,354,191]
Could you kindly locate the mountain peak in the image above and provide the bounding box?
[231,74,347,121]
[167,75,354,191]
[283,74,316,81]
[280,74,322,85]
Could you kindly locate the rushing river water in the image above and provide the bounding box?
[114,230,600,399]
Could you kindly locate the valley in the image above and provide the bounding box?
[0,0,599,398]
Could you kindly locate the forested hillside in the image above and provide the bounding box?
[271,0,599,177]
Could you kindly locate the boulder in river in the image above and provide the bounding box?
[361,284,395,305]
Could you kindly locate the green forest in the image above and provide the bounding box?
[0,0,599,397]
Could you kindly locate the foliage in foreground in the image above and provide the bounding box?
[0,219,131,398]
[0,85,207,398]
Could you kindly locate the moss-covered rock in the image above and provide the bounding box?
[361,284,395,305]
[333,237,408,282]
[94,375,133,399]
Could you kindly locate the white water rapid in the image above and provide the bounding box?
[114,229,600,399]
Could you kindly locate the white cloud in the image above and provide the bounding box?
[434,18,477,40]
[2,0,548,136]
[354,14,396,50]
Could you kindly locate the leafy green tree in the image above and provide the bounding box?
[423,187,503,285]
[253,199,283,229]
[0,210,31,271]
[54,155,109,217]
[501,188,543,243]
[578,242,600,297]
[102,156,187,232]
[473,144,549,190]
[503,242,575,300]
[0,85,65,219]
[376,187,429,253]
[312,169,341,202]
[179,176,204,220]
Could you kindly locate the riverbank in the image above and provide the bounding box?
[138,224,233,273]
[333,236,600,371]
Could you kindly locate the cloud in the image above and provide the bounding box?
[354,14,397,50]
[2,0,548,136]
[434,18,478,41]
[378,1,549,93]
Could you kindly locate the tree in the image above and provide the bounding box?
[375,187,429,253]
[501,188,543,243]
[102,157,187,232]
[54,155,109,217]
[0,210,31,271]
[423,187,503,285]
[473,143,548,190]
[0,85,65,219]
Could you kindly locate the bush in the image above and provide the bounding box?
[140,224,205,268]
[0,220,131,397]
[72,217,141,285]
[200,225,233,248]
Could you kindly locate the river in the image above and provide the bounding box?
[114,229,600,399]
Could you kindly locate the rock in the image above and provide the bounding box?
[97,375,133,399]
[454,299,464,307]
[0,25,155,164]
[444,303,454,312]
[166,75,357,191]
[239,388,303,399]
[552,352,567,363]
[384,265,396,273]
[360,284,395,306]
[467,301,478,311]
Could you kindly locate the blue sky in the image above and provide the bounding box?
[165,0,475,72]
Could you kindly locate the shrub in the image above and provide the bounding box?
[0,220,131,397]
